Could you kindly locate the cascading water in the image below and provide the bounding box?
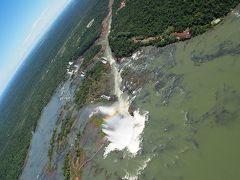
[85,2,150,179]
[96,15,149,158]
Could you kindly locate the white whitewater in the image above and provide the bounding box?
[96,16,148,158]
[123,157,151,180]
[99,103,148,157]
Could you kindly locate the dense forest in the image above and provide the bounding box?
[82,44,102,67]
[0,0,108,179]
[109,0,240,57]
[75,61,109,107]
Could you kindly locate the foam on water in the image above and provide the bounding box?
[99,32,149,157]
[123,157,151,180]
[89,8,149,179]
[97,103,148,157]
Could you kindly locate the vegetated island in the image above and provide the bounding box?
[0,0,108,179]
[0,0,239,179]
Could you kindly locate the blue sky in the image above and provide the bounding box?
[0,0,72,96]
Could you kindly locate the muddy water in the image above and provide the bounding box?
[81,10,240,180]
[132,11,240,180]
[80,7,149,179]
[20,7,240,180]
[20,94,62,180]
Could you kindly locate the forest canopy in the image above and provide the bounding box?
[109,0,240,57]
[0,0,108,179]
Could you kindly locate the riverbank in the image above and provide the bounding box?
[20,2,240,180]
[116,8,240,179]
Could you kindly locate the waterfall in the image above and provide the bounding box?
[96,14,148,158]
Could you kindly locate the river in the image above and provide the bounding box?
[20,4,240,180]
[20,94,62,180]
[81,5,240,180]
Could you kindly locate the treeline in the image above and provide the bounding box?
[0,0,108,179]
[63,153,71,180]
[109,0,240,57]
[82,44,102,67]
[75,61,107,107]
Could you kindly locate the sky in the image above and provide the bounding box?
[0,0,73,96]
